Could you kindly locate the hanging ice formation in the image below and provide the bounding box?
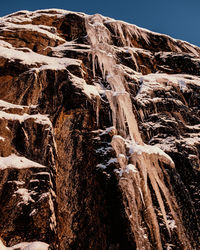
[85,14,192,249]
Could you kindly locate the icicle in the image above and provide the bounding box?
[85,14,191,249]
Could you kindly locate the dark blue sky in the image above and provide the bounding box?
[1,0,199,47]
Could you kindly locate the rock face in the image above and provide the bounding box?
[0,9,199,250]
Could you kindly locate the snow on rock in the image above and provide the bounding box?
[0,239,49,250]
[112,135,175,167]
[0,45,81,70]
[0,8,199,250]
[0,110,52,128]
[14,188,35,205]
[127,140,174,167]
[104,18,150,46]
[69,73,100,99]
[0,136,5,141]
[115,164,137,177]
[135,73,200,105]
[0,100,37,110]
[0,21,65,42]
[0,154,46,170]
[99,126,116,136]
[2,8,86,23]
[7,180,25,185]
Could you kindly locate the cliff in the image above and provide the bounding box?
[0,9,199,250]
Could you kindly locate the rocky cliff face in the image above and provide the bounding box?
[0,9,199,250]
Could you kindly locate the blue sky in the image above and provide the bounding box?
[1,0,199,46]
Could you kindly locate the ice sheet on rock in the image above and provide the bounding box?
[86,14,143,143]
[104,16,200,56]
[104,18,150,46]
[0,154,46,170]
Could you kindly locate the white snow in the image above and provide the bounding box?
[15,188,35,205]
[0,39,13,48]
[179,136,200,146]
[114,164,137,177]
[52,41,90,57]
[0,154,46,170]
[0,239,49,250]
[125,139,174,167]
[34,172,50,176]
[29,209,37,216]
[7,180,25,185]
[0,110,52,128]
[29,179,39,183]
[0,45,81,70]
[135,73,200,105]
[95,146,112,155]
[69,73,100,99]
[107,157,118,165]
[126,164,138,173]
[99,126,116,136]
[167,219,177,230]
[2,9,87,26]
[38,192,49,201]
[0,136,5,141]
[0,21,65,42]
[0,100,24,110]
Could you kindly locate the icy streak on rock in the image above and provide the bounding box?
[85,14,192,249]
[85,14,143,144]
[104,19,150,46]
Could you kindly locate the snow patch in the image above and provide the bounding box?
[15,188,35,205]
[0,136,5,141]
[0,45,81,70]
[69,73,100,99]
[0,239,49,250]
[0,100,26,110]
[0,21,65,42]
[0,154,46,170]
[0,110,53,128]
[126,139,174,167]
[115,164,137,177]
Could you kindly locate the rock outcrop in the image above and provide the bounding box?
[0,9,199,250]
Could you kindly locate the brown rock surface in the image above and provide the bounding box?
[0,9,199,250]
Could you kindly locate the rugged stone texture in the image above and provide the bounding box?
[0,9,199,250]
